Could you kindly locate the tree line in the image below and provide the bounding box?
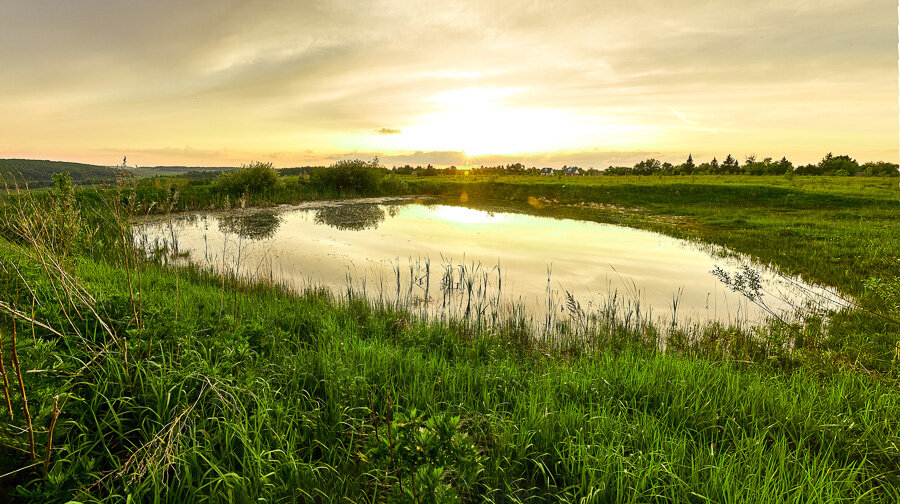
[602,153,898,177]
[385,153,899,177]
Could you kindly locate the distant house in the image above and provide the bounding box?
[561,166,583,176]
[540,167,554,176]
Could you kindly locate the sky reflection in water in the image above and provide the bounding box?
[138,199,845,327]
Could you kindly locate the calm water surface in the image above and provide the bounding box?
[137,198,844,327]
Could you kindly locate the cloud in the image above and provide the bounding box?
[668,107,699,126]
[0,0,896,165]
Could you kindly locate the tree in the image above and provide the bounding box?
[677,154,695,174]
[217,161,280,198]
[722,154,739,173]
[794,163,821,176]
[743,156,788,176]
[860,161,899,176]
[776,157,794,175]
[818,153,859,176]
[311,158,384,193]
[633,158,662,175]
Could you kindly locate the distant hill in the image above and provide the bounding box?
[136,166,239,178]
[278,166,322,176]
[0,159,330,187]
[0,159,118,188]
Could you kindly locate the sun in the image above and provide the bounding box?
[363,87,648,158]
[407,87,582,156]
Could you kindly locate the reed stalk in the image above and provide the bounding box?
[0,327,12,421]
[10,322,35,459]
[43,395,60,476]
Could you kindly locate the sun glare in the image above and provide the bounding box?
[360,87,649,158]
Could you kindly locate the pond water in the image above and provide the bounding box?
[136,198,846,329]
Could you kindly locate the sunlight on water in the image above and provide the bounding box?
[434,205,506,224]
[136,198,848,329]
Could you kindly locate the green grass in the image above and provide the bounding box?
[0,173,898,502]
[2,253,898,503]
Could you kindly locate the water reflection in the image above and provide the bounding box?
[137,199,847,328]
[217,210,282,240]
[314,203,386,231]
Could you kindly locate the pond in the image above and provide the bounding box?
[136,198,846,330]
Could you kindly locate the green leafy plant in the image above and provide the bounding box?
[365,407,483,503]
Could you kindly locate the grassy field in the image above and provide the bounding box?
[0,172,898,502]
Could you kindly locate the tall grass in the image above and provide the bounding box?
[1,250,898,502]
[0,175,897,502]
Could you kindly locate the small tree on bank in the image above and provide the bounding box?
[217,161,280,198]
[310,158,384,194]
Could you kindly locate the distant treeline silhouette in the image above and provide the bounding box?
[390,153,899,177]
[0,158,118,187]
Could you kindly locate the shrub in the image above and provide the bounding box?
[310,158,383,194]
[216,161,280,198]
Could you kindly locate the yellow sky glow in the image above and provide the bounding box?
[0,0,896,168]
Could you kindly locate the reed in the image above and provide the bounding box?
[0,328,11,422]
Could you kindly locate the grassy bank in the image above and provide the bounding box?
[402,175,900,297]
[0,173,898,502]
[2,245,899,503]
[88,171,900,297]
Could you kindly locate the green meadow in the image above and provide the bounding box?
[0,166,898,502]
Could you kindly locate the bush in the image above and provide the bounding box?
[216,162,280,198]
[310,158,383,194]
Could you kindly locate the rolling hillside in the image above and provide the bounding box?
[0,159,118,187]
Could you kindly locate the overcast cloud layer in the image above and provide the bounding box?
[1,0,897,167]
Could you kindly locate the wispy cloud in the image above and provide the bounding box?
[668,106,699,126]
[0,0,896,165]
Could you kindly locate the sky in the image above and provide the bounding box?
[0,0,897,168]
